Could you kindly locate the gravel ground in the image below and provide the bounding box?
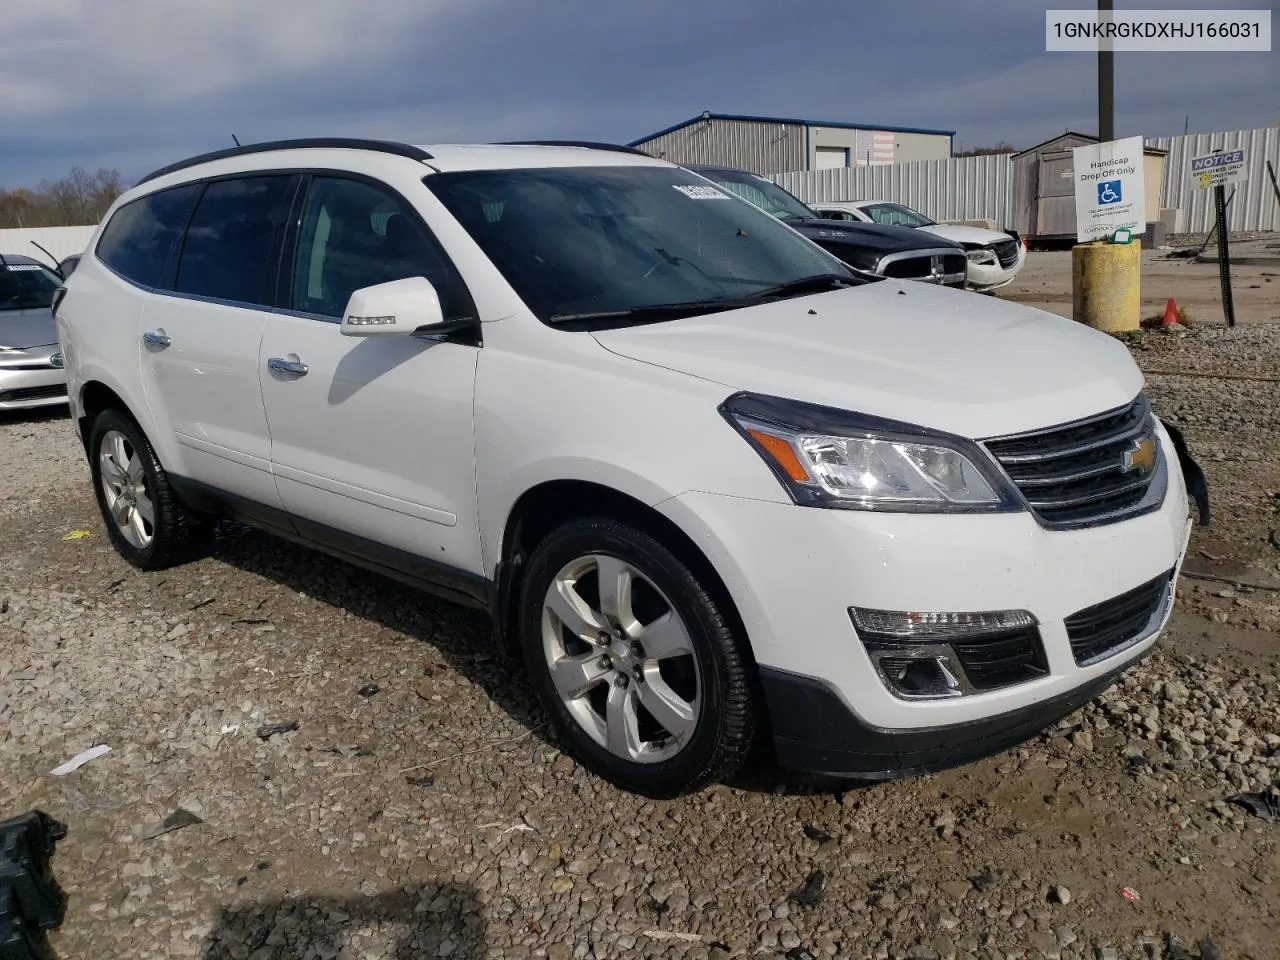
[2,316,1278,959]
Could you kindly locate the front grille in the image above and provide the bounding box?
[1065,571,1172,666]
[951,627,1048,690]
[990,239,1020,268]
[881,253,967,283]
[983,396,1161,528]
[0,384,67,403]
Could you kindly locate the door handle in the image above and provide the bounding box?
[142,329,170,348]
[267,356,309,377]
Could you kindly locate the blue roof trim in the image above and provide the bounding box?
[628,112,955,146]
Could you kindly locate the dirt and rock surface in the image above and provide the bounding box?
[2,255,1278,959]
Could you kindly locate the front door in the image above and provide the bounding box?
[137,174,298,517]
[259,174,484,579]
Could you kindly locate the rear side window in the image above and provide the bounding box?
[96,184,201,288]
[174,176,295,306]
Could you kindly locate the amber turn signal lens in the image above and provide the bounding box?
[747,429,811,483]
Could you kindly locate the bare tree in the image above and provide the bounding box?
[954,142,1017,158]
[0,167,128,228]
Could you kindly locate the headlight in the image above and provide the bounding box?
[965,249,997,265]
[719,392,1020,513]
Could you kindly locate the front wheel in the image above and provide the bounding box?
[519,517,756,797]
[88,409,210,570]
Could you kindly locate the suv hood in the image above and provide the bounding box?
[790,218,962,255]
[919,223,1014,246]
[592,281,1142,439]
[0,307,57,349]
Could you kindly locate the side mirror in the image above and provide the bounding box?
[339,276,445,337]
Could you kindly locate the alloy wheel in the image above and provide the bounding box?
[541,553,701,763]
[98,429,155,549]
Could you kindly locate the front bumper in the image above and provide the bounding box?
[759,655,1143,778]
[966,245,1026,292]
[0,350,67,410]
[658,427,1197,777]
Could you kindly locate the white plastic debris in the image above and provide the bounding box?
[642,931,701,943]
[49,745,111,776]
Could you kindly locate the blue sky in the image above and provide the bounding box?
[1,0,1276,188]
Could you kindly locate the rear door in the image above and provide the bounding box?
[137,174,298,518]
[259,174,484,580]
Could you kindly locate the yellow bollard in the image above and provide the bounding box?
[1071,239,1141,333]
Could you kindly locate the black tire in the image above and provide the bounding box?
[519,516,755,798]
[88,408,211,570]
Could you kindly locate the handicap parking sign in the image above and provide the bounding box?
[1097,180,1123,205]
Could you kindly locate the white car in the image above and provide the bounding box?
[810,200,1027,293]
[55,138,1207,798]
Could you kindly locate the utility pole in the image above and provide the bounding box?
[1098,0,1114,142]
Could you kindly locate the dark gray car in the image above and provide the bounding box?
[0,254,67,410]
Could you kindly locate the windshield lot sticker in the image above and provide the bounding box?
[673,184,730,199]
[3,264,42,271]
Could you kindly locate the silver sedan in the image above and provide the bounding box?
[0,255,67,412]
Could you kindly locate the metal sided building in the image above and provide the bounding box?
[627,112,955,176]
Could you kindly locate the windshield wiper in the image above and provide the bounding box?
[548,297,757,325]
[746,273,857,301]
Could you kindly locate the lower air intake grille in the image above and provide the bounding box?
[952,627,1048,690]
[1065,571,1172,666]
[0,384,67,403]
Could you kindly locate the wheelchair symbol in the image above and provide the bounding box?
[1097,180,1123,205]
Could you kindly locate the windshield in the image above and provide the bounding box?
[425,165,857,325]
[690,168,816,222]
[0,261,61,310]
[861,203,936,228]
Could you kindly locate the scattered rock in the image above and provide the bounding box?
[357,683,380,697]
[1049,884,1072,906]
[789,870,825,908]
[255,721,299,739]
[139,808,203,840]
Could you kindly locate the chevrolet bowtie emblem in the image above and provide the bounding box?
[1122,436,1157,473]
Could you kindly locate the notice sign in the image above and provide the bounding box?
[1072,136,1146,242]
[1190,149,1248,189]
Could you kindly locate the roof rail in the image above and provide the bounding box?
[137,138,435,186]
[497,140,651,157]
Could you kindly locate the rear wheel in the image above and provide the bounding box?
[88,409,210,569]
[519,516,755,797]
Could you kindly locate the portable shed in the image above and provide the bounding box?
[1011,133,1168,245]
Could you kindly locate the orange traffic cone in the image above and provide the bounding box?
[1162,298,1180,327]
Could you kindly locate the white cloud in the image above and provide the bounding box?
[0,0,455,118]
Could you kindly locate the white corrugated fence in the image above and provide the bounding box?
[773,154,1014,226]
[0,225,98,263]
[1147,126,1279,234]
[773,126,1278,235]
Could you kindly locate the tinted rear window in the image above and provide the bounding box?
[96,185,201,288]
[174,176,295,306]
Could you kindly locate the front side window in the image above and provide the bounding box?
[0,261,61,311]
[290,176,473,321]
[96,184,201,288]
[862,203,935,228]
[174,176,295,306]
[425,165,856,325]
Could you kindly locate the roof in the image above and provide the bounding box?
[1013,132,1169,158]
[132,138,672,192]
[0,253,46,266]
[629,112,956,146]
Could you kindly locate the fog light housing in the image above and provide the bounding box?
[850,607,1046,700]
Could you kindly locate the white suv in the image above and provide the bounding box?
[55,138,1209,798]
